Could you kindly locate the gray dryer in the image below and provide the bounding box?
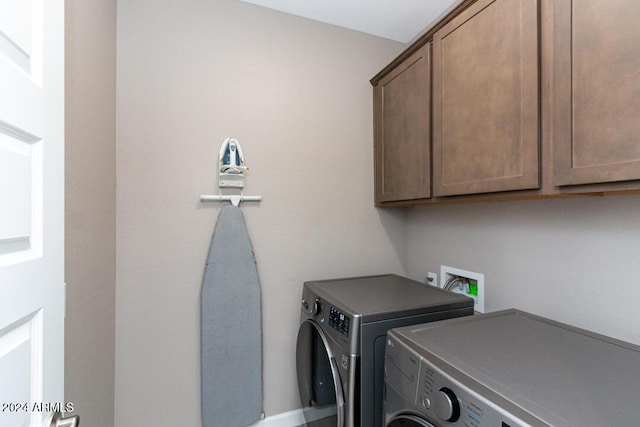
[296,274,474,427]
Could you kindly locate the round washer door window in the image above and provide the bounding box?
[387,414,437,427]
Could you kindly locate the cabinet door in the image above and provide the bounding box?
[432,0,539,197]
[552,0,640,186]
[374,43,430,204]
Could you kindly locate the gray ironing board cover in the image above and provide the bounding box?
[201,205,263,426]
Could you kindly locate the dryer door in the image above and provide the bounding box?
[296,320,345,427]
[387,414,437,427]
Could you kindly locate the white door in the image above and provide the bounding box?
[0,1,66,426]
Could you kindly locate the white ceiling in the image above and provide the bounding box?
[238,0,459,43]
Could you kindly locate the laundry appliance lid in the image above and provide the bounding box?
[304,274,473,322]
[393,309,640,427]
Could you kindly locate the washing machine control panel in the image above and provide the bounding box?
[328,307,350,337]
[416,358,530,427]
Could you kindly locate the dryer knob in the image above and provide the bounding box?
[434,387,460,422]
[312,298,321,315]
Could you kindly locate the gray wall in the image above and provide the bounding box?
[405,195,640,345]
[115,0,404,425]
[64,0,117,426]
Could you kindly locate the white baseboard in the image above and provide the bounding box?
[249,408,304,427]
[249,406,334,427]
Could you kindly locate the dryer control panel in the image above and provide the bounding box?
[329,307,350,337]
[299,288,357,353]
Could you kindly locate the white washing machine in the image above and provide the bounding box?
[296,274,474,427]
[384,309,640,426]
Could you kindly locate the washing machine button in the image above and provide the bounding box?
[421,396,431,409]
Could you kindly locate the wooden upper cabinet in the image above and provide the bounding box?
[432,0,540,197]
[374,43,431,204]
[552,0,640,186]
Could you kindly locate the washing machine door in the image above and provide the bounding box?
[296,319,345,427]
[387,414,436,427]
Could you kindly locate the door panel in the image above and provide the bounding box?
[0,0,42,80]
[0,1,65,426]
[0,312,43,427]
[374,43,431,203]
[432,0,539,196]
[0,124,42,262]
[552,0,640,185]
